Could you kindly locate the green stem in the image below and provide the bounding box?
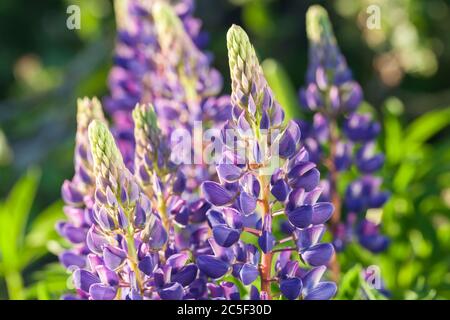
[126,233,144,295]
[258,174,273,299]
[5,270,24,300]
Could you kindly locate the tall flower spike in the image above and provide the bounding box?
[198,25,336,300]
[151,2,228,135]
[74,121,202,300]
[70,120,168,300]
[132,103,187,232]
[299,5,389,258]
[133,103,165,185]
[58,97,107,275]
[105,0,230,169]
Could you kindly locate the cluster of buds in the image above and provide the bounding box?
[298,5,389,253]
[198,26,336,300]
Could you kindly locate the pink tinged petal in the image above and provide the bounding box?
[329,86,340,111]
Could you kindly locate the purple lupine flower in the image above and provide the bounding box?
[67,119,182,300]
[132,103,186,231]
[299,5,389,254]
[132,103,212,261]
[105,0,230,170]
[198,25,336,300]
[58,98,107,272]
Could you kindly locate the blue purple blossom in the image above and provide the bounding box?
[105,0,230,170]
[298,5,389,254]
[59,3,339,300]
[198,25,336,300]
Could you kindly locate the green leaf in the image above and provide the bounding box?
[0,168,41,270]
[404,107,450,148]
[19,201,64,268]
[335,264,362,300]
[383,104,404,165]
[262,59,302,122]
[25,201,64,250]
[6,168,41,250]
[360,278,388,300]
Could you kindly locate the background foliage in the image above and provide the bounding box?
[0,0,449,299]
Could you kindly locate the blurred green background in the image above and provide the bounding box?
[0,0,449,299]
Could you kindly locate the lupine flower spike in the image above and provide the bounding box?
[106,0,230,170]
[71,120,169,299]
[299,5,389,255]
[199,25,337,300]
[132,103,187,241]
[58,97,107,272]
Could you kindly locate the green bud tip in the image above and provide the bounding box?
[77,97,105,131]
[152,2,183,42]
[132,103,158,133]
[227,24,258,73]
[306,5,335,44]
[88,120,124,172]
